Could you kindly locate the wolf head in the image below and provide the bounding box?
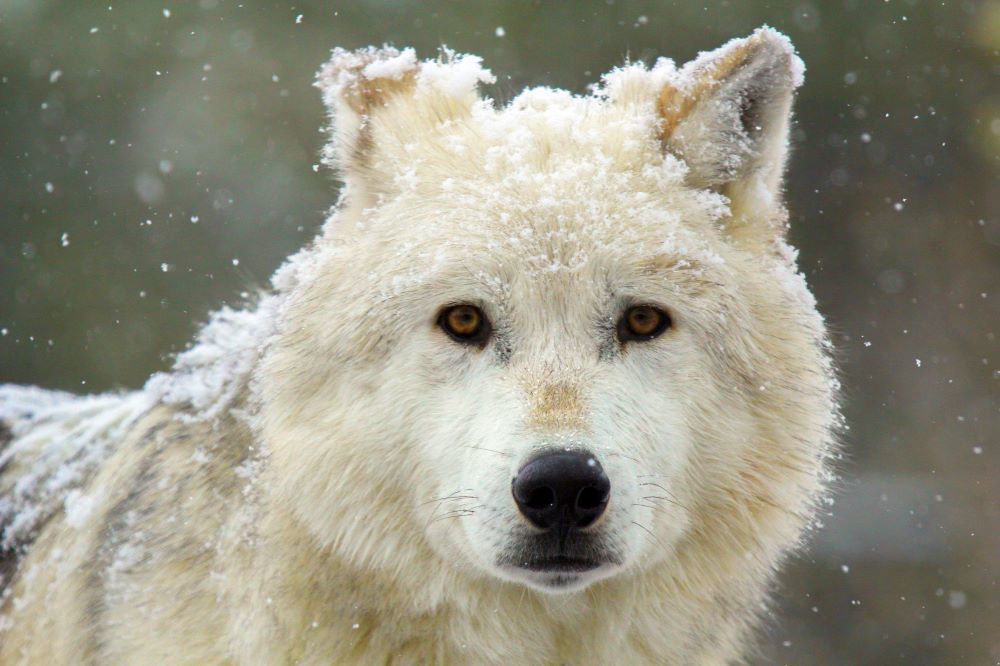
[256,29,837,597]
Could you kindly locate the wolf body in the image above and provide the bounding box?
[0,29,838,664]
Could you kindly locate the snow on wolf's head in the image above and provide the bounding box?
[256,29,836,597]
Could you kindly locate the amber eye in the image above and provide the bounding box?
[618,305,672,343]
[438,304,491,345]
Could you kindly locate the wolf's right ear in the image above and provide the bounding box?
[316,47,492,203]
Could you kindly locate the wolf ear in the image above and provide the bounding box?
[316,47,420,180]
[316,47,493,203]
[658,28,803,246]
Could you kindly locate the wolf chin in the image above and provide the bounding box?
[0,28,839,664]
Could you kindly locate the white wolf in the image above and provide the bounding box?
[0,28,838,664]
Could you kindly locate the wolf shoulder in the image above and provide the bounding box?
[0,397,254,664]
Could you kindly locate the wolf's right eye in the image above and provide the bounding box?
[438,304,491,346]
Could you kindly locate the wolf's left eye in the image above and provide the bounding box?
[438,304,491,346]
[617,305,672,343]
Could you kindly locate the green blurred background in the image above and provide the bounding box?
[1,1,996,662]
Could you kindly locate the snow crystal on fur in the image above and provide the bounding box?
[418,49,495,97]
[143,294,280,422]
[360,47,417,80]
[0,388,153,549]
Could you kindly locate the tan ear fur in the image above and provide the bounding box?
[657,37,765,140]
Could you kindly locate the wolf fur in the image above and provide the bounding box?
[0,28,838,664]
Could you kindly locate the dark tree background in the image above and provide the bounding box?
[1,1,996,662]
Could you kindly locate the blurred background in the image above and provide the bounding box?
[0,1,996,662]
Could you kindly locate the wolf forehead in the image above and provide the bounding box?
[315,30,804,266]
[320,49,722,223]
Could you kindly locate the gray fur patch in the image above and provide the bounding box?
[0,421,12,475]
[0,422,18,597]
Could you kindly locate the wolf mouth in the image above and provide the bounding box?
[499,534,623,578]
[517,556,603,573]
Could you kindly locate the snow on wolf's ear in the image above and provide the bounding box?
[315,46,495,202]
[658,28,803,246]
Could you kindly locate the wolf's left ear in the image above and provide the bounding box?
[659,28,803,245]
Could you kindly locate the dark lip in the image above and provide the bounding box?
[516,556,603,573]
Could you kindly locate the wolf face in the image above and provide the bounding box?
[256,31,836,598]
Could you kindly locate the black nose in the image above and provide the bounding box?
[512,451,610,531]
